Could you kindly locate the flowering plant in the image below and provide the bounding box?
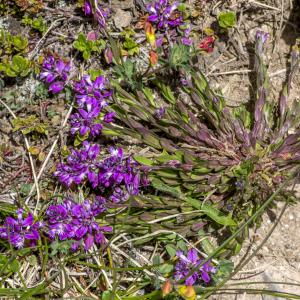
[83,0,109,27]
[46,198,111,251]
[39,56,71,94]
[146,0,192,46]
[175,249,216,286]
[0,209,42,249]
[54,142,147,202]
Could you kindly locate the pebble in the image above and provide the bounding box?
[111,0,134,10]
[113,9,132,29]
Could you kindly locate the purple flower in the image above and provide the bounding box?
[175,249,216,286]
[109,187,130,203]
[155,107,166,119]
[70,75,114,138]
[181,24,192,45]
[82,0,109,27]
[54,143,147,201]
[94,5,110,28]
[46,198,111,251]
[49,81,65,94]
[70,99,103,137]
[147,0,182,30]
[98,149,142,197]
[84,0,92,16]
[0,209,42,249]
[146,1,192,46]
[104,111,115,123]
[255,30,269,55]
[255,30,269,44]
[54,141,101,188]
[40,56,71,94]
[73,75,112,109]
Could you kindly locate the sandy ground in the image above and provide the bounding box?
[206,1,300,298]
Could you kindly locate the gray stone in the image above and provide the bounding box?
[113,9,132,29]
[111,0,134,10]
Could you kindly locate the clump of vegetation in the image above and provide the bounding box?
[0,30,28,56]
[73,33,106,60]
[0,0,299,299]
[106,31,300,259]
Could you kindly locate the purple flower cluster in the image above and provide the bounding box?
[0,199,112,251]
[70,75,114,138]
[175,249,216,286]
[40,56,71,94]
[146,0,192,45]
[147,0,183,29]
[83,0,109,27]
[54,141,100,188]
[0,209,42,249]
[46,198,111,251]
[54,142,146,202]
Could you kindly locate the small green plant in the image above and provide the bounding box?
[87,68,103,80]
[167,43,191,70]
[113,59,145,90]
[12,115,48,135]
[0,30,29,56]
[218,11,237,29]
[122,37,140,56]
[0,55,31,77]
[22,15,47,33]
[12,35,29,52]
[73,33,106,60]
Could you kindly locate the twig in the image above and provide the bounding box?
[110,243,166,282]
[90,245,113,290]
[208,69,252,76]
[28,18,65,60]
[25,103,74,210]
[112,230,218,264]
[248,0,281,11]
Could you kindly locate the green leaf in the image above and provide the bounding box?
[158,263,173,274]
[151,178,182,198]
[218,11,237,29]
[177,3,186,11]
[177,239,188,253]
[83,50,90,60]
[184,197,201,209]
[152,255,161,266]
[2,55,31,77]
[156,82,176,104]
[10,259,20,273]
[12,36,28,51]
[198,230,215,255]
[156,169,178,179]
[134,155,154,166]
[168,43,190,70]
[166,244,177,258]
[88,68,103,80]
[123,38,140,56]
[201,204,236,226]
[102,291,114,300]
[19,183,32,196]
[27,255,37,267]
[31,17,47,33]
[216,259,234,279]
[142,87,155,107]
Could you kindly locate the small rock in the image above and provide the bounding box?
[113,9,132,29]
[111,0,134,10]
